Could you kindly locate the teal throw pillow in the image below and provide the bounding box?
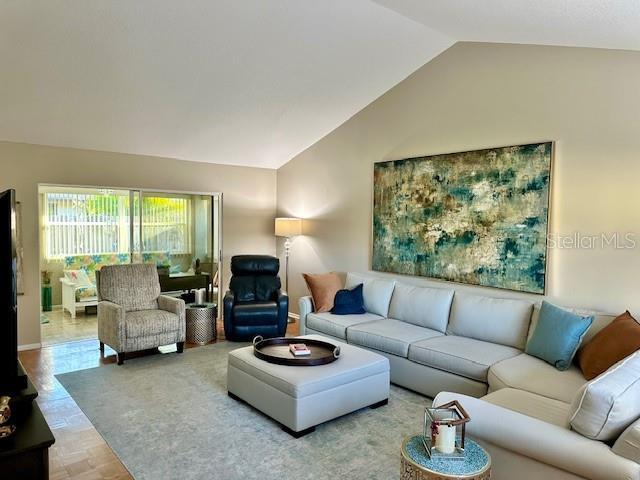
[526,301,593,371]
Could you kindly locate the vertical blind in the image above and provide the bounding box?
[43,191,191,259]
[139,195,191,254]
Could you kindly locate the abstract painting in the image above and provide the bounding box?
[372,142,552,294]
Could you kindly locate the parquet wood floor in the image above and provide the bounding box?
[18,319,299,479]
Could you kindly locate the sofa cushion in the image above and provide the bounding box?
[345,273,395,317]
[233,301,278,326]
[125,309,180,337]
[483,388,571,428]
[306,311,383,340]
[409,335,520,382]
[613,417,640,464]
[447,293,533,349]
[387,284,454,332]
[488,353,586,403]
[347,319,441,357]
[569,351,640,441]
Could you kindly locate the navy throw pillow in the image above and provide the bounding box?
[331,283,366,315]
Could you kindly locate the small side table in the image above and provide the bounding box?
[186,302,217,345]
[401,435,491,480]
[41,285,52,312]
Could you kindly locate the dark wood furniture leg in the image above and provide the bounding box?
[369,398,388,409]
[177,342,184,353]
[117,352,125,365]
[99,342,104,353]
[229,391,316,438]
[281,425,316,438]
[228,391,242,402]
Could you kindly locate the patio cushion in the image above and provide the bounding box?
[75,286,97,302]
[347,319,441,357]
[409,335,520,382]
[306,312,383,340]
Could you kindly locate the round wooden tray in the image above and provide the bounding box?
[253,336,340,366]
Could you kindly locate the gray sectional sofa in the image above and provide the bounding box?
[299,272,640,480]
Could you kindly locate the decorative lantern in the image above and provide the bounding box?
[422,400,470,460]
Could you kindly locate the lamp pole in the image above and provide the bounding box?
[284,236,291,293]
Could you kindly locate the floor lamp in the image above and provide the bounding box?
[274,217,302,293]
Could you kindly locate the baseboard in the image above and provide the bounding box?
[288,312,300,323]
[18,343,41,352]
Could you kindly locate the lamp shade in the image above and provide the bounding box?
[275,217,302,237]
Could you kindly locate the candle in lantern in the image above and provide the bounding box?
[434,422,456,454]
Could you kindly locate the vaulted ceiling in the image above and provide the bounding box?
[1,1,639,169]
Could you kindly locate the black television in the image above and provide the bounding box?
[0,189,27,393]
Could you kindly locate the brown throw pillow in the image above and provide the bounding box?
[578,311,640,380]
[302,272,343,313]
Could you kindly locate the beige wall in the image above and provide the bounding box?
[0,142,276,346]
[277,42,640,316]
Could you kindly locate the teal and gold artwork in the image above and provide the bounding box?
[373,142,552,294]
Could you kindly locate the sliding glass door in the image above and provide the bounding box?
[135,191,220,302]
[42,187,133,259]
[39,185,222,345]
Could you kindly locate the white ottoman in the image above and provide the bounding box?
[227,335,390,437]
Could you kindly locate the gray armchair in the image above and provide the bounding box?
[96,263,186,365]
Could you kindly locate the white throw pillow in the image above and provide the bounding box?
[64,269,93,287]
[345,273,395,317]
[569,350,640,441]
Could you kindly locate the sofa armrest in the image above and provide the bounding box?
[298,296,314,335]
[433,392,640,480]
[97,301,125,351]
[276,289,289,336]
[158,295,186,341]
[223,290,235,339]
[158,295,186,319]
[614,418,640,465]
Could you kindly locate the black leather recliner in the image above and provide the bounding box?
[223,255,288,341]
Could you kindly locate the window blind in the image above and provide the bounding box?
[43,191,192,259]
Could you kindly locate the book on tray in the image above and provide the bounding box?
[289,343,311,356]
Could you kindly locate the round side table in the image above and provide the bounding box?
[400,435,491,480]
[186,302,217,345]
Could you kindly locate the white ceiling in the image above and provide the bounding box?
[0,1,452,169]
[375,0,640,51]
[1,1,639,169]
